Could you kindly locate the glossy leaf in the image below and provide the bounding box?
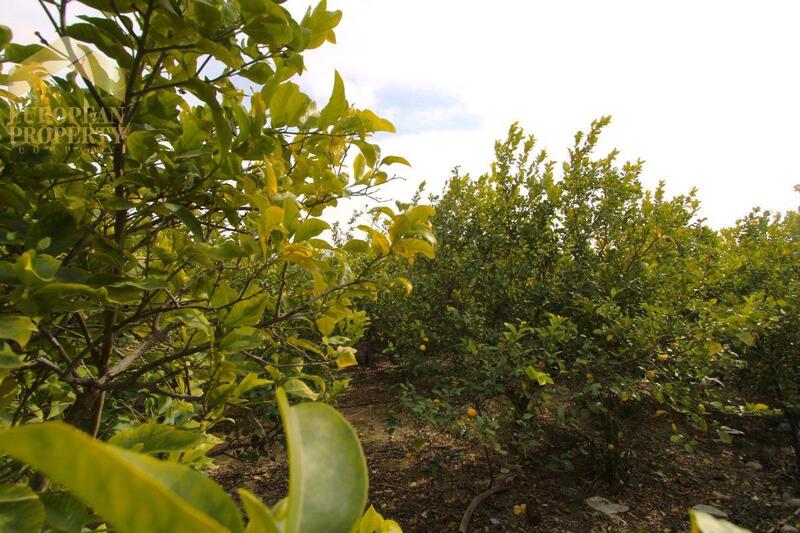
[277,388,367,533]
[0,316,37,347]
[238,489,279,533]
[0,422,244,533]
[109,424,205,455]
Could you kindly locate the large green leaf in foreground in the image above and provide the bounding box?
[0,422,242,533]
[0,386,373,533]
[277,388,368,533]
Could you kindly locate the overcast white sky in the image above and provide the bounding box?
[7,1,800,227]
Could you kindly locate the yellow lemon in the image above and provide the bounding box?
[419,344,426,352]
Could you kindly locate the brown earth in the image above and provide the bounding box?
[212,358,800,532]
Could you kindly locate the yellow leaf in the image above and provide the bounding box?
[264,161,278,196]
[336,347,358,369]
[389,277,413,294]
[707,342,723,355]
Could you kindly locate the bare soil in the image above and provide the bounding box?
[212,358,800,532]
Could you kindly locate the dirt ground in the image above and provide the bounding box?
[212,358,800,532]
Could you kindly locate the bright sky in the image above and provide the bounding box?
[7,1,800,227]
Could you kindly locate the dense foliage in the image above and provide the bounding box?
[0,0,432,529]
[0,388,401,533]
[720,207,800,469]
[368,119,800,484]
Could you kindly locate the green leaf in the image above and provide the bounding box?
[380,156,411,167]
[163,203,205,242]
[126,131,159,163]
[238,489,279,533]
[392,238,434,262]
[109,424,204,455]
[224,292,271,328]
[354,110,395,133]
[735,331,754,347]
[357,506,383,533]
[405,205,435,223]
[200,241,251,262]
[219,327,268,355]
[354,141,377,167]
[270,82,312,128]
[0,484,44,533]
[353,153,366,179]
[13,251,60,287]
[0,315,37,347]
[0,422,244,533]
[0,342,25,369]
[185,78,232,151]
[283,378,319,401]
[294,219,330,243]
[25,205,80,255]
[525,366,554,386]
[40,492,88,533]
[343,239,370,254]
[169,309,214,340]
[240,63,274,84]
[0,26,12,51]
[318,71,347,129]
[315,315,337,337]
[276,388,367,533]
[2,43,43,63]
[355,505,402,533]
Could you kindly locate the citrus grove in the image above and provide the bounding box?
[0,1,797,532]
